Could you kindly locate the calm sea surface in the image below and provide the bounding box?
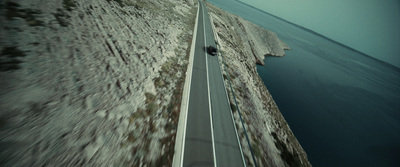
[208,0,400,166]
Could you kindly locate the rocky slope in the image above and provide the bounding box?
[206,2,311,167]
[0,0,196,166]
[1,0,311,166]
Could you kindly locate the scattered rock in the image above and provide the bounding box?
[0,0,196,166]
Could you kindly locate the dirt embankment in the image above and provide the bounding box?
[206,2,311,167]
[0,0,195,166]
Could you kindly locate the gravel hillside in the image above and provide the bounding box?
[0,0,195,166]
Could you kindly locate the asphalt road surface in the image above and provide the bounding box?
[182,1,245,167]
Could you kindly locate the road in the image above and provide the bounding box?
[182,1,245,166]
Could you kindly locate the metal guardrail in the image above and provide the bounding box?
[216,42,259,167]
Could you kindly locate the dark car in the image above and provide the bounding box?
[207,46,217,56]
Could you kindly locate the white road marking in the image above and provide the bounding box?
[207,5,247,167]
[202,2,217,167]
[178,1,200,167]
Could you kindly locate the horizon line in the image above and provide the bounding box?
[233,0,399,70]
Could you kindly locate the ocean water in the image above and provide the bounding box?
[208,0,400,166]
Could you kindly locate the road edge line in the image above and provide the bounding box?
[202,2,217,166]
[172,1,200,166]
[205,2,247,166]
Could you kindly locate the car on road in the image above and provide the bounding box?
[207,46,217,56]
